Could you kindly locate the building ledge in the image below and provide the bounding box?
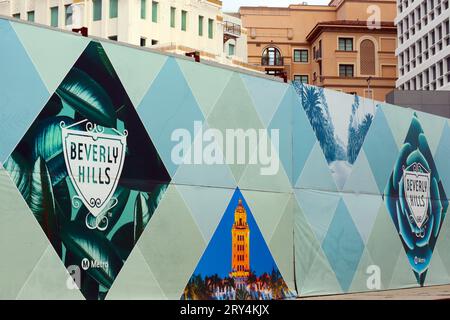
[207,0,223,7]
[306,20,396,43]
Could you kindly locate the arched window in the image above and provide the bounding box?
[262,47,283,66]
[360,39,376,75]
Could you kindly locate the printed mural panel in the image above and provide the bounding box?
[4,41,171,300]
[384,113,448,285]
[293,82,378,190]
[182,188,294,300]
[2,18,450,299]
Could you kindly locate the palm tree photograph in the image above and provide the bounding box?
[181,188,294,300]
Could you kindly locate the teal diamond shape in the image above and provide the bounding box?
[321,199,365,292]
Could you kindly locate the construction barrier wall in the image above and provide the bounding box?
[1,17,450,300]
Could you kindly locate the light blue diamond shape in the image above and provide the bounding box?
[322,199,365,292]
[363,108,399,194]
[136,57,205,177]
[434,122,450,196]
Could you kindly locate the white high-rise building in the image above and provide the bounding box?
[395,0,450,90]
[0,0,249,69]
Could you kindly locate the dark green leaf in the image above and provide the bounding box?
[37,94,63,119]
[29,157,61,256]
[60,221,123,289]
[56,68,117,127]
[147,184,168,216]
[95,44,116,79]
[31,116,75,186]
[116,104,171,191]
[133,184,167,243]
[53,178,73,222]
[3,152,31,202]
[82,274,101,300]
[65,250,100,300]
[110,222,134,261]
[133,192,148,243]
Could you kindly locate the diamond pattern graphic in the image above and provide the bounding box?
[322,199,365,292]
[175,185,235,244]
[101,41,167,108]
[107,246,167,299]
[171,121,237,189]
[11,21,90,94]
[364,108,399,193]
[137,184,207,299]
[0,166,56,298]
[268,85,295,185]
[384,113,448,285]
[0,19,50,163]
[342,193,382,244]
[294,189,340,244]
[3,18,450,299]
[365,204,404,289]
[241,74,288,127]
[206,73,265,183]
[434,122,450,196]
[3,41,171,300]
[177,59,233,118]
[137,57,205,177]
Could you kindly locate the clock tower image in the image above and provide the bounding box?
[230,199,250,289]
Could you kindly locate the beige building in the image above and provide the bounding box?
[0,0,250,69]
[240,0,398,101]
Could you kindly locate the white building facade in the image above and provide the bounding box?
[395,0,450,90]
[0,0,248,68]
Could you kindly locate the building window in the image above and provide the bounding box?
[360,39,376,75]
[140,37,146,47]
[293,49,308,62]
[65,5,73,25]
[151,39,158,45]
[208,18,214,39]
[228,43,235,56]
[364,89,374,99]
[108,35,118,41]
[262,47,283,66]
[294,75,309,84]
[12,13,20,19]
[170,7,176,28]
[50,7,59,27]
[338,37,353,51]
[198,15,204,36]
[181,10,187,31]
[27,11,35,22]
[152,1,158,23]
[93,0,102,21]
[141,0,147,19]
[110,0,118,18]
[339,64,354,77]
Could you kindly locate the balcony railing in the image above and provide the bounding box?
[261,56,284,66]
[314,48,322,60]
[224,21,241,37]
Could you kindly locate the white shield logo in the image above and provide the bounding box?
[61,120,127,222]
[403,162,430,229]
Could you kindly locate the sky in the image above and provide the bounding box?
[222,0,330,12]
